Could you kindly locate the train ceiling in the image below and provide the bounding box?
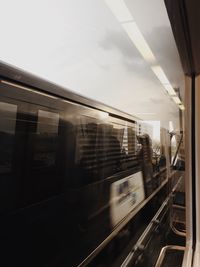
[0,0,185,130]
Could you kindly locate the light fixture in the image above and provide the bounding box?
[163,84,176,96]
[105,0,182,109]
[151,65,177,96]
[151,66,169,84]
[179,104,185,111]
[104,0,155,63]
[122,22,156,63]
[172,96,182,105]
[104,0,133,22]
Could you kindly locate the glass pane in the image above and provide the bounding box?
[0,101,17,173]
[0,101,17,213]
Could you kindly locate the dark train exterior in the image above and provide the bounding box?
[0,62,167,267]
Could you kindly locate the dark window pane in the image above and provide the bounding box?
[37,110,59,134]
[73,114,139,186]
[0,101,17,173]
[33,110,59,169]
[28,109,61,203]
[0,101,17,213]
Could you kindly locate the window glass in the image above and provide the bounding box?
[0,101,17,213]
[28,109,61,202]
[73,114,139,186]
[33,110,59,169]
[37,110,59,134]
[0,101,17,174]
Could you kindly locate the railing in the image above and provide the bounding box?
[154,245,185,267]
[120,175,184,267]
[78,177,169,267]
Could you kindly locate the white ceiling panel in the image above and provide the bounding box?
[0,0,184,130]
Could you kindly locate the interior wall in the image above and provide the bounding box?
[193,75,200,266]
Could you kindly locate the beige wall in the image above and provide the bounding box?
[182,75,193,267]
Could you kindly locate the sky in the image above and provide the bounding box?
[0,0,184,131]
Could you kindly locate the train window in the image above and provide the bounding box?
[27,108,62,203]
[109,118,139,173]
[0,87,65,209]
[72,113,139,187]
[0,101,17,173]
[37,110,59,134]
[96,122,125,178]
[0,101,17,213]
[74,118,100,185]
[33,110,60,169]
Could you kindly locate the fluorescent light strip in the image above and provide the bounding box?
[151,65,170,84]
[151,65,176,96]
[163,84,176,96]
[122,22,156,63]
[122,22,156,62]
[104,0,133,22]
[172,96,182,105]
[104,1,182,108]
[179,104,185,111]
[104,0,156,63]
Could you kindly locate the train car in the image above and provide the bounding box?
[0,62,170,267]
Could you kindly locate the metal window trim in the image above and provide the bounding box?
[193,75,200,267]
[181,76,193,267]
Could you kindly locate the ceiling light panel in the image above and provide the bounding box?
[172,96,181,105]
[105,0,182,111]
[151,65,177,96]
[179,104,185,111]
[151,65,170,85]
[163,84,176,96]
[122,22,156,63]
[104,0,133,22]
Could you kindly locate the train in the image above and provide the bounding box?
[0,62,173,267]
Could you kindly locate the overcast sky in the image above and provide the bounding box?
[0,0,184,132]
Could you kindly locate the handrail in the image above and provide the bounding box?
[78,177,170,267]
[154,245,185,267]
[170,177,186,237]
[121,175,183,267]
[171,224,186,237]
[121,199,169,267]
[172,204,186,210]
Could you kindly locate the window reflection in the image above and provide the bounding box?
[33,110,59,169]
[74,116,139,186]
[0,101,17,174]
